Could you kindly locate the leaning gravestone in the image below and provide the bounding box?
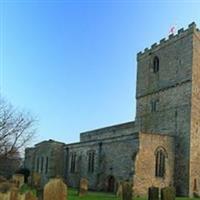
[79,178,88,197]
[148,186,159,200]
[43,178,67,200]
[161,186,175,200]
[122,181,132,200]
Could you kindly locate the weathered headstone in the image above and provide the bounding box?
[116,181,122,198]
[79,178,88,197]
[148,186,159,200]
[0,192,9,200]
[12,174,24,188]
[9,187,18,200]
[0,182,11,193]
[43,178,67,200]
[32,173,41,189]
[122,181,132,200]
[161,186,175,200]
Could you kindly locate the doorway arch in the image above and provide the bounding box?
[107,175,115,192]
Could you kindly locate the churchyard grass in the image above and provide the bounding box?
[68,188,121,200]
[16,186,200,200]
[68,188,200,200]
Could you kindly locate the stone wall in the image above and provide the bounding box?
[189,28,200,196]
[66,132,139,191]
[80,121,136,142]
[133,132,174,197]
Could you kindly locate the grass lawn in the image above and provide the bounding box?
[68,188,121,200]
[19,185,200,200]
[68,188,199,200]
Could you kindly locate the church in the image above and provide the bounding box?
[24,22,200,197]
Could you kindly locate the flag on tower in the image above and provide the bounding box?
[169,26,176,34]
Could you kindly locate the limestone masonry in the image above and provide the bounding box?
[25,22,200,197]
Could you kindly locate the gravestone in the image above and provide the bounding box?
[0,182,11,193]
[43,178,67,200]
[9,187,18,200]
[148,186,159,200]
[79,178,88,197]
[122,181,132,200]
[161,186,175,200]
[12,174,24,188]
[32,173,41,189]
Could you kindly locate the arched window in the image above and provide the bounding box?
[88,151,95,173]
[45,156,49,174]
[150,99,159,112]
[40,157,44,172]
[36,157,39,172]
[155,147,167,178]
[70,153,76,173]
[153,56,159,73]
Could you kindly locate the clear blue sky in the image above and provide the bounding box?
[0,1,200,145]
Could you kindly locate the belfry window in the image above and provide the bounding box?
[88,151,95,173]
[155,147,167,178]
[70,153,76,173]
[153,56,159,73]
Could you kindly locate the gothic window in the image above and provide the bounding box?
[70,153,76,173]
[41,157,44,172]
[45,156,49,174]
[88,151,95,173]
[36,157,39,172]
[153,56,159,73]
[155,147,167,178]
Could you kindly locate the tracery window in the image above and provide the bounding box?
[155,147,167,178]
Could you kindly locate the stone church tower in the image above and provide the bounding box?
[135,22,200,196]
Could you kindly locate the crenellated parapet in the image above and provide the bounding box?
[137,22,199,59]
